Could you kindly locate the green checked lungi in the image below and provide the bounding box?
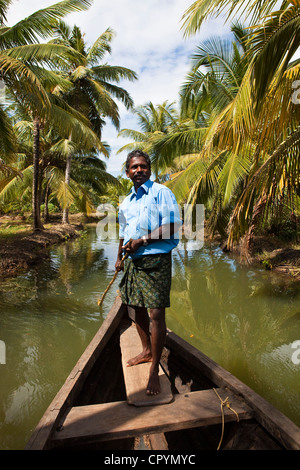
[119,252,172,309]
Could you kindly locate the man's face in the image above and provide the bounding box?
[126,156,151,187]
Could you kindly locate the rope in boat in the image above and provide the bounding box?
[97,239,132,307]
[213,387,239,450]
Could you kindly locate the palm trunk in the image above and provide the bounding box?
[244,192,268,254]
[62,153,71,224]
[43,180,50,223]
[32,118,44,231]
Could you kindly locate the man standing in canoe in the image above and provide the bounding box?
[115,149,182,396]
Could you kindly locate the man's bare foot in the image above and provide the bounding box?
[146,369,160,395]
[126,351,152,367]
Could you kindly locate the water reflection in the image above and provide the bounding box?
[0,231,120,449]
[0,230,299,450]
[168,242,300,424]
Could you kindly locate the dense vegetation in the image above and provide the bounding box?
[0,0,299,252]
[118,0,300,249]
[0,0,137,229]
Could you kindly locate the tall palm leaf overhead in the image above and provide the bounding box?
[52,21,137,131]
[247,2,300,105]
[0,1,93,112]
[0,1,93,114]
[181,0,291,35]
[180,22,249,117]
[0,0,92,47]
[0,0,12,26]
[0,0,94,153]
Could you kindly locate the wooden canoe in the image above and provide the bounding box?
[25,296,300,451]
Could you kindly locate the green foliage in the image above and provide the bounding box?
[40,202,59,214]
[0,1,137,224]
[117,2,300,249]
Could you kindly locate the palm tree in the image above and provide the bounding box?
[117,101,180,177]
[187,3,300,248]
[98,176,133,208]
[0,0,93,144]
[0,0,96,229]
[154,24,250,193]
[176,2,300,250]
[151,7,300,249]
[117,24,250,186]
[0,108,117,218]
[50,21,137,223]
[180,22,249,115]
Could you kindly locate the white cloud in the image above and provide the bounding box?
[6,0,231,176]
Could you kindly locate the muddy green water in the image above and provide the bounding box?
[0,228,299,449]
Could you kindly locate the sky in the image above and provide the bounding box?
[6,0,231,176]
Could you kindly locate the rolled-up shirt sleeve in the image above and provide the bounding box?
[118,206,126,239]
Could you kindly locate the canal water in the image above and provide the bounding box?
[0,227,299,449]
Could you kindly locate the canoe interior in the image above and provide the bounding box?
[71,328,135,450]
[27,299,299,451]
[161,342,284,451]
[54,320,284,451]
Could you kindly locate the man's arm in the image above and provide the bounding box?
[115,238,124,271]
[122,222,181,254]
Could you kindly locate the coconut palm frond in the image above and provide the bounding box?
[46,94,104,152]
[55,178,77,209]
[87,78,120,129]
[0,0,13,26]
[0,160,21,180]
[0,0,92,47]
[97,81,135,111]
[5,43,84,70]
[181,0,289,37]
[248,2,300,104]
[49,138,77,157]
[0,102,16,154]
[218,144,253,205]
[92,64,138,84]
[0,164,32,198]
[117,128,146,143]
[0,53,50,106]
[227,125,300,245]
[86,27,114,65]
[166,151,225,206]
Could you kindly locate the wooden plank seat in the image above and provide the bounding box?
[52,388,253,446]
[119,324,173,406]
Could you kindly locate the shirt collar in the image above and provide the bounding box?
[129,179,152,199]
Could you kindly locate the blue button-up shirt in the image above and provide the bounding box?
[118,179,182,258]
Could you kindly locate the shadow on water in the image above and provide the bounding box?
[0,230,299,449]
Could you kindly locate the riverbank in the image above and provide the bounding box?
[0,214,299,282]
[229,234,300,282]
[0,214,85,280]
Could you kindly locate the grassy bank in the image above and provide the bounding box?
[0,214,86,280]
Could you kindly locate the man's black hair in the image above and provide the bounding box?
[126,149,151,171]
